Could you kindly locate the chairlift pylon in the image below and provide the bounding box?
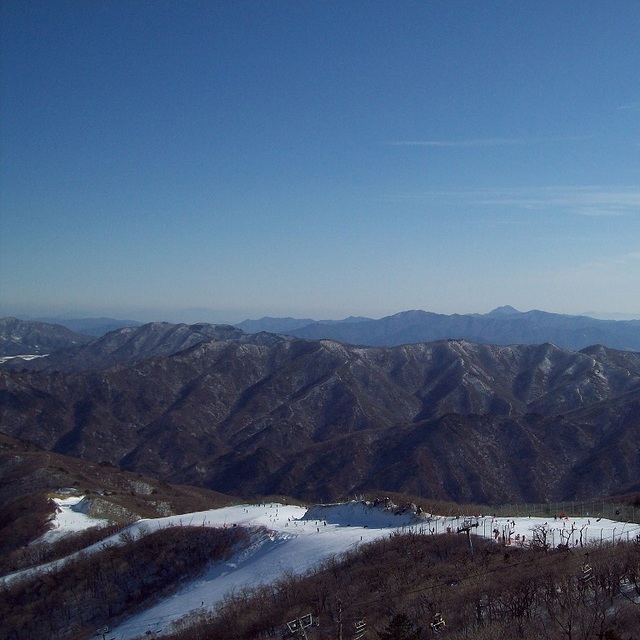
[429,612,445,634]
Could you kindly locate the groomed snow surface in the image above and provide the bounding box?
[6,499,640,640]
[38,494,111,543]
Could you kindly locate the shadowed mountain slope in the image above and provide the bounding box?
[4,321,246,372]
[0,317,92,356]
[2,323,640,503]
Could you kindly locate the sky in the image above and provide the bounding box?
[1,0,639,324]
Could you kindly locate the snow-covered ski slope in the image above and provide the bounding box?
[110,501,422,639]
[6,500,640,640]
[37,494,111,543]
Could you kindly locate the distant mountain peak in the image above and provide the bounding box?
[487,305,521,316]
[235,307,640,351]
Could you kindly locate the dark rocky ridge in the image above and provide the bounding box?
[1,322,640,503]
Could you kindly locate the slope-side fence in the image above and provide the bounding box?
[488,500,639,524]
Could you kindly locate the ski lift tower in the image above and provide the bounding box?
[457,517,479,559]
[286,613,316,639]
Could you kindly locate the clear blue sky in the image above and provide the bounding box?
[2,0,639,323]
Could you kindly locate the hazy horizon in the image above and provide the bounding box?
[3,303,640,326]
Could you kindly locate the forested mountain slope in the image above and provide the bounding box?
[2,323,640,503]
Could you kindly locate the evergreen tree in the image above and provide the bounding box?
[379,613,422,640]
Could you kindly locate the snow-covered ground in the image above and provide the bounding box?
[0,354,48,364]
[36,494,112,543]
[4,498,640,640]
[110,502,407,639]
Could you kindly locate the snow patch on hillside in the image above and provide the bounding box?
[0,354,48,363]
[38,495,112,543]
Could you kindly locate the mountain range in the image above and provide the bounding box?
[2,318,640,504]
[5,306,640,356]
[238,306,640,351]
